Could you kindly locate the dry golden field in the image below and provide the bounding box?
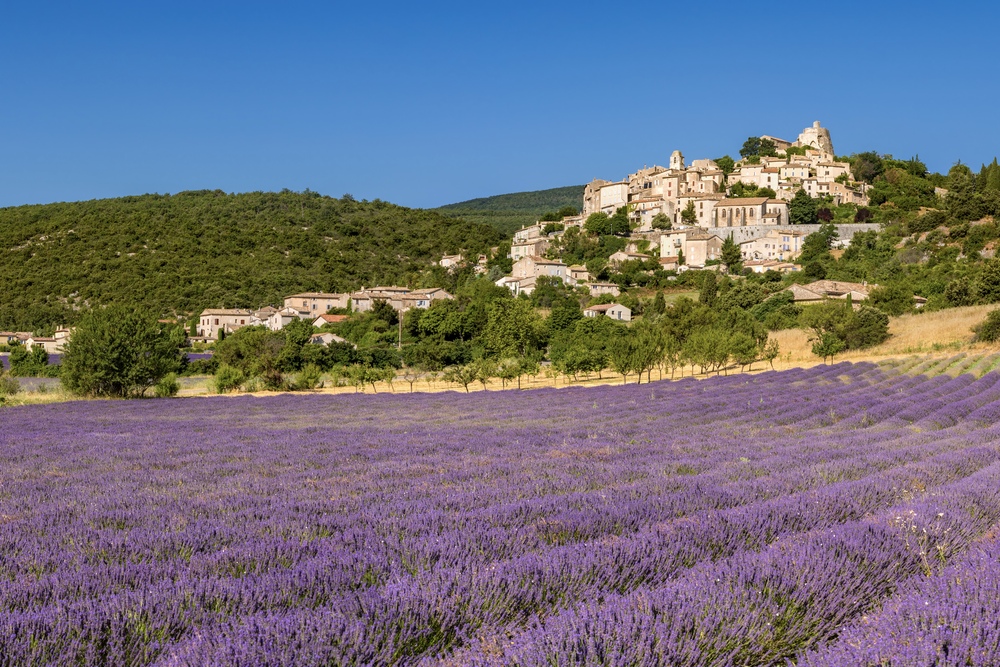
[7,304,1000,404]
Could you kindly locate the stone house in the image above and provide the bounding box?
[661,229,724,267]
[788,280,877,307]
[816,181,869,206]
[740,229,806,261]
[511,238,550,261]
[712,198,770,227]
[583,303,631,322]
[744,260,800,274]
[284,292,350,316]
[513,223,545,243]
[585,282,620,298]
[608,251,652,268]
[511,255,567,281]
[659,256,679,271]
[567,265,591,283]
[25,336,61,354]
[675,193,725,228]
[198,309,254,339]
[268,306,314,331]
[310,332,348,346]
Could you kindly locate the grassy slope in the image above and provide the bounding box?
[769,304,996,364]
[435,185,585,236]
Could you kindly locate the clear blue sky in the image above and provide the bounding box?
[1,1,997,210]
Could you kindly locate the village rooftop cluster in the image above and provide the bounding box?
[482,122,882,311]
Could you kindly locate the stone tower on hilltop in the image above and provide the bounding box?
[669,150,685,171]
[795,120,834,155]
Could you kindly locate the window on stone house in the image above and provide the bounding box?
[214,319,219,325]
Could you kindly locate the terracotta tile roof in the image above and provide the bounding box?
[314,314,349,324]
[286,292,346,299]
[201,309,253,316]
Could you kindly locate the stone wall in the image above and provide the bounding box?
[706,223,881,244]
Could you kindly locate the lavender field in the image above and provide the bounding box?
[3,360,1000,666]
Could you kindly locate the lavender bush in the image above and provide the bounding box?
[2,361,1000,665]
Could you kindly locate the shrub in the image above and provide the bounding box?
[154,373,180,398]
[8,346,50,377]
[973,309,1000,343]
[293,364,324,391]
[842,305,891,349]
[0,372,20,397]
[214,364,246,394]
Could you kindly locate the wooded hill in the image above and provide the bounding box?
[0,190,503,331]
[435,185,584,235]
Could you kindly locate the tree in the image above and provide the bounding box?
[8,345,52,377]
[851,152,885,184]
[740,137,762,159]
[370,299,399,326]
[61,305,185,398]
[868,284,915,316]
[481,299,546,358]
[699,272,718,307]
[759,138,777,158]
[761,339,780,370]
[721,235,742,274]
[549,299,582,332]
[812,331,845,364]
[682,328,729,375]
[651,212,672,230]
[730,332,759,372]
[945,277,978,307]
[472,357,498,390]
[495,358,521,389]
[443,363,477,393]
[841,306,889,350]
[789,189,819,225]
[214,326,286,389]
[608,335,638,384]
[649,292,667,316]
[584,212,611,236]
[715,155,735,176]
[681,201,698,225]
[799,223,839,264]
[609,206,631,236]
[977,259,1000,304]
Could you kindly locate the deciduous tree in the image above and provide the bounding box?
[62,305,185,398]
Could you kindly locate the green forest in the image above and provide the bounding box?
[435,185,584,235]
[0,190,503,331]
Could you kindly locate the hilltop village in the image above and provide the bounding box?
[1,121,887,354]
[487,121,879,301]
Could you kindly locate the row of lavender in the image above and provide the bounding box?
[1,362,999,665]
